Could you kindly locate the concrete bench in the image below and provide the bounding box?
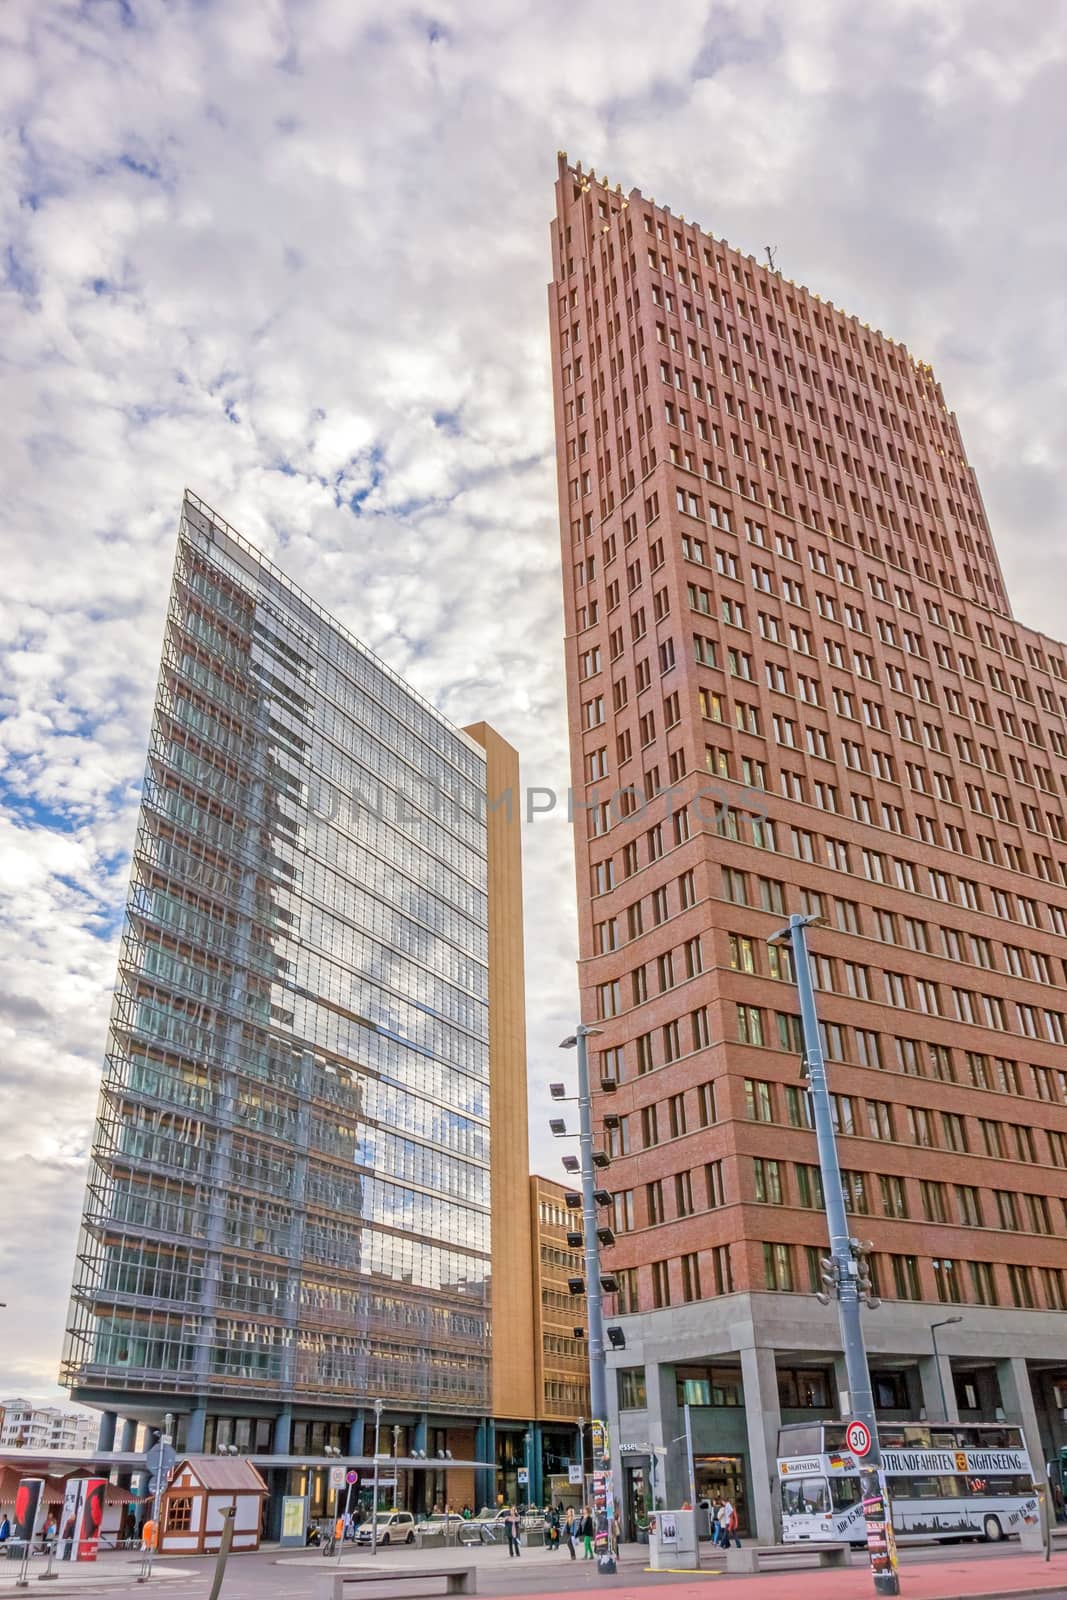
[725,1542,848,1573]
[334,1567,477,1600]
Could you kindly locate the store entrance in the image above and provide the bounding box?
[622,1462,649,1541]
[694,1454,748,1534]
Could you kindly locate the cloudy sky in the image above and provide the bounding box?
[1,0,1065,1402]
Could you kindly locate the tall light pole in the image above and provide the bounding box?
[769,915,900,1597]
[558,1024,617,1575]
[930,1318,963,1420]
[370,1399,383,1556]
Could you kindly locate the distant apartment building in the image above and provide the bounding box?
[61,491,535,1523]
[0,1400,98,1452]
[530,1174,592,1502]
[550,154,1067,1540]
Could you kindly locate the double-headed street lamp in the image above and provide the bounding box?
[370,1397,383,1556]
[553,1024,618,1575]
[769,915,900,1598]
[930,1317,963,1420]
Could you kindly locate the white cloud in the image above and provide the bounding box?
[0,0,1064,1398]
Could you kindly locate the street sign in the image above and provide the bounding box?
[144,1440,177,1478]
[568,1464,583,1485]
[345,1469,359,1486]
[329,1466,346,1490]
[846,1420,873,1457]
[516,1468,529,1485]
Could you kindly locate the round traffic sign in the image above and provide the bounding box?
[845,1420,872,1457]
[346,1469,359,1485]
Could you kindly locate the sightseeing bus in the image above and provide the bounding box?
[778,1421,1039,1544]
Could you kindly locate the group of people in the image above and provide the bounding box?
[542,1504,612,1559]
[708,1496,739,1549]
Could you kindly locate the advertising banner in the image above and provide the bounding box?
[59,1479,85,1560]
[76,1478,107,1562]
[11,1479,43,1560]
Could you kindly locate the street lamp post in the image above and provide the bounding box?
[930,1318,963,1420]
[370,1399,383,1556]
[559,1024,617,1576]
[770,915,900,1597]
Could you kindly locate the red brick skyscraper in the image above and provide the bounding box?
[549,152,1067,1540]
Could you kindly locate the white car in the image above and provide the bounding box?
[355,1511,416,1545]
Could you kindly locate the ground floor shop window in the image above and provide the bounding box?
[695,1454,748,1533]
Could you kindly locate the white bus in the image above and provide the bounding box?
[778,1421,1039,1545]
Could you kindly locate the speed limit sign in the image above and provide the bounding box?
[845,1419,872,1457]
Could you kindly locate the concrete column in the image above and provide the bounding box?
[96,1411,117,1452]
[918,1354,959,1422]
[529,1422,544,1507]
[481,1419,496,1509]
[414,1412,429,1454]
[473,1420,488,1511]
[347,1415,362,1455]
[273,1407,292,1455]
[740,1346,781,1545]
[996,1357,1046,1475]
[186,1406,207,1453]
[642,1360,681,1507]
[114,1418,138,1489]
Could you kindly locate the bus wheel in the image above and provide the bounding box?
[983,1516,1004,1543]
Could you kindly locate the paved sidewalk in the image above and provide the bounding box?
[474,1550,1067,1600]
[0,1552,197,1591]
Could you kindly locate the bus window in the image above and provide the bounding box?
[879,1425,930,1451]
[782,1478,829,1516]
[929,1428,963,1450]
[903,1475,965,1500]
[957,1424,1022,1451]
[830,1476,862,1510]
[824,1424,847,1452]
[777,1424,820,1456]
[967,1475,1034,1497]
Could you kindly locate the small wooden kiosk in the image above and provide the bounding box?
[159,1456,268,1554]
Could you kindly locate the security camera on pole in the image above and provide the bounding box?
[768,915,901,1597]
[556,1024,617,1576]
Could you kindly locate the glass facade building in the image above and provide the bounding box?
[62,492,526,1466]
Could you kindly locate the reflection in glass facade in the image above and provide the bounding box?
[63,491,493,1423]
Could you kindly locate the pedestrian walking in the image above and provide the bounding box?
[563,1507,577,1559]
[0,1514,9,1544]
[547,1505,560,1551]
[709,1497,723,1546]
[717,1498,737,1550]
[581,1507,594,1559]
[504,1504,521,1558]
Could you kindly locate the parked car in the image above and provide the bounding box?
[355,1511,415,1545]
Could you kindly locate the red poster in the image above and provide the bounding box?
[76,1479,107,1562]
[13,1479,44,1546]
